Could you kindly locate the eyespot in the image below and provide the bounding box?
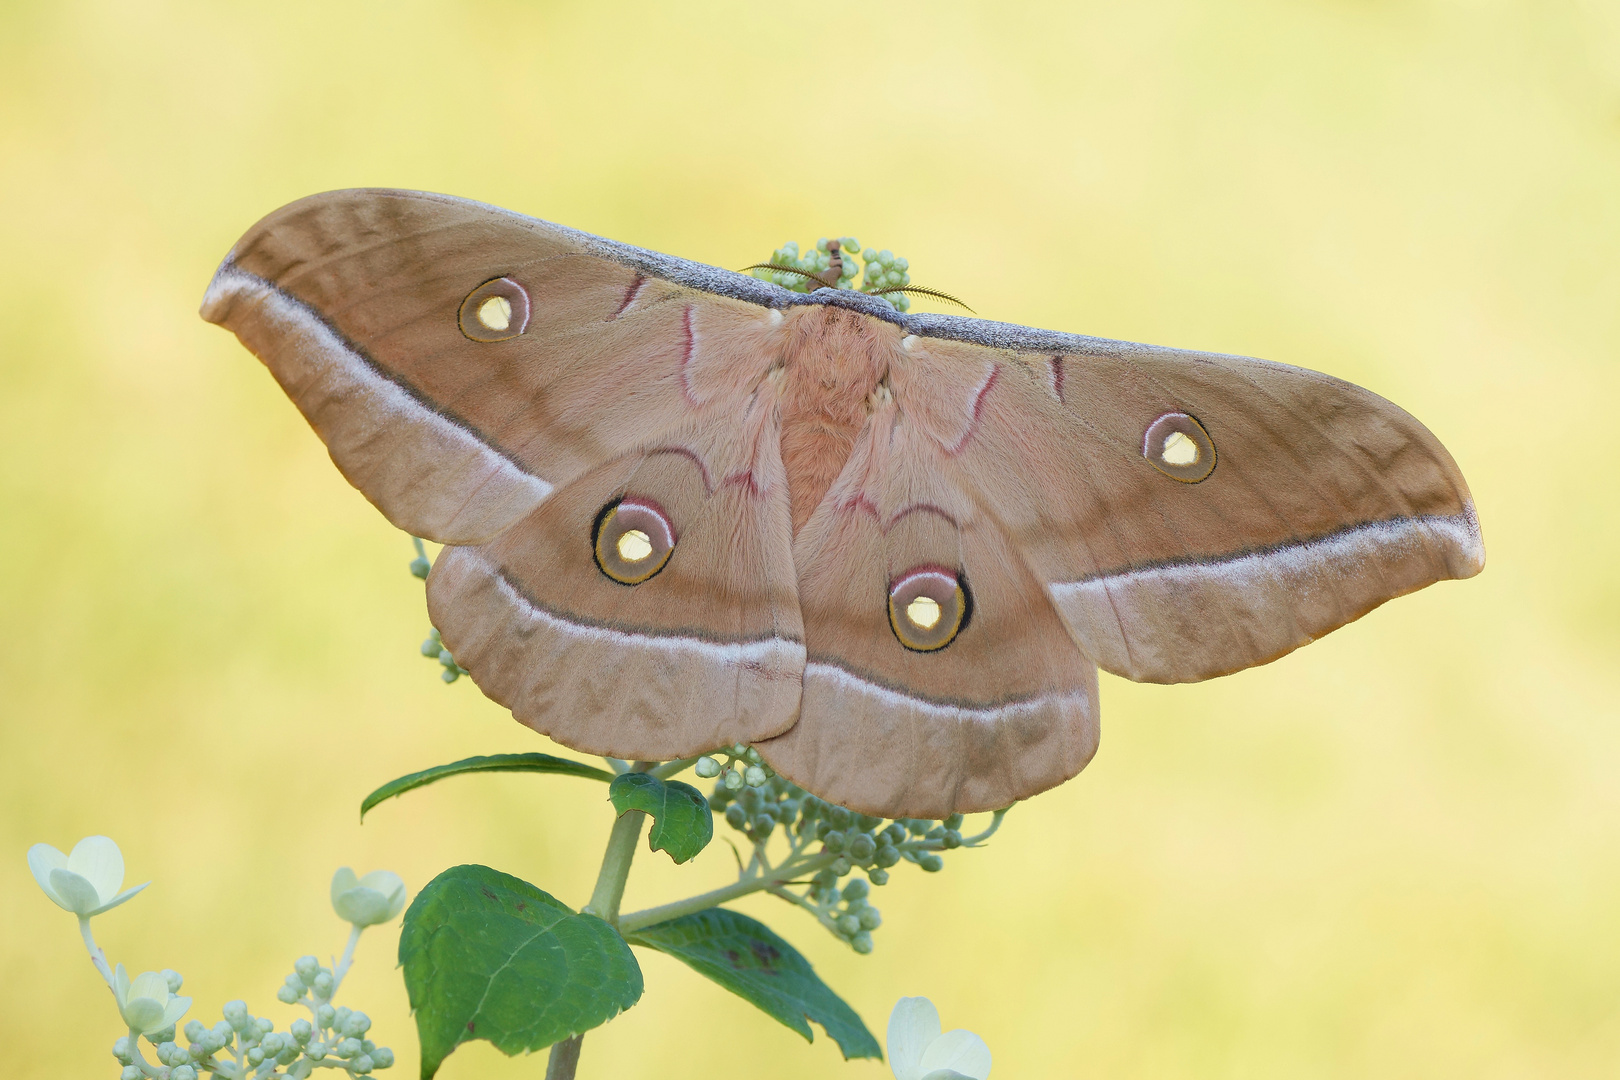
[593,498,676,585]
[1143,412,1216,483]
[888,566,970,652]
[459,277,531,342]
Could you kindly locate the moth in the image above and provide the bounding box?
[201,190,1484,818]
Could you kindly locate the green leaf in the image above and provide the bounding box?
[607,772,714,864]
[360,753,615,820]
[399,864,642,1078]
[625,909,881,1060]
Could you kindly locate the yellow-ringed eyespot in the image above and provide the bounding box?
[593,498,676,585]
[888,566,970,652]
[458,277,531,342]
[1143,412,1216,483]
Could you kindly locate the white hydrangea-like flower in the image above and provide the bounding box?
[113,964,191,1035]
[330,868,407,927]
[27,836,148,917]
[887,996,992,1080]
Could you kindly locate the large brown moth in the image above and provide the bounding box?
[201,189,1484,819]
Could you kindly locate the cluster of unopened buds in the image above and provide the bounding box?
[750,237,915,311]
[408,540,467,684]
[705,767,1003,954]
[28,836,404,1080]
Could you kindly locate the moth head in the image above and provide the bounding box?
[888,566,971,652]
[593,498,677,585]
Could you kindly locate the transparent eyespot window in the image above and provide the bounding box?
[458,277,531,342]
[887,566,970,652]
[1142,412,1216,483]
[593,498,676,585]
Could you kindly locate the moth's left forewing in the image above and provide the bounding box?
[904,333,1484,684]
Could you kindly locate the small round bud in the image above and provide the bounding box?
[695,756,721,778]
[832,856,852,875]
[337,1037,363,1058]
[926,825,947,841]
[157,1042,183,1066]
[822,830,846,853]
[291,1019,313,1044]
[420,636,439,657]
[851,931,874,954]
[313,971,335,997]
[918,853,944,872]
[355,1054,376,1074]
[161,969,184,993]
[183,1021,207,1044]
[859,908,883,930]
[848,833,876,861]
[744,764,767,787]
[121,1067,144,1080]
[943,829,962,849]
[277,985,300,1004]
[723,769,745,792]
[306,1043,327,1061]
[874,844,900,868]
[731,742,749,756]
[842,878,870,901]
[222,1001,250,1031]
[837,913,861,936]
[113,1036,135,1065]
[256,1018,274,1036]
[317,1004,337,1027]
[371,1046,396,1068]
[881,824,907,845]
[342,1012,372,1037]
[725,804,747,830]
[440,667,459,683]
[362,1039,376,1054]
[867,868,890,886]
[828,806,853,829]
[750,815,775,839]
[148,1025,177,1046]
[409,556,430,579]
[332,1007,352,1030]
[172,1066,197,1080]
[906,818,930,836]
[294,955,321,983]
[944,812,965,830]
[247,1047,265,1065]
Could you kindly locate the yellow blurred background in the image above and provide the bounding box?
[3,1,1617,1077]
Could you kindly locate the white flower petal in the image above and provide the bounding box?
[67,836,124,904]
[921,1071,980,1080]
[918,1029,992,1080]
[114,963,131,1004]
[888,997,943,1080]
[335,886,393,926]
[330,867,359,911]
[357,871,407,920]
[128,971,171,1003]
[159,995,192,1029]
[28,844,70,908]
[49,868,102,915]
[122,996,167,1033]
[88,881,150,917]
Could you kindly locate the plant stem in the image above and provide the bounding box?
[547,764,654,1080]
[617,850,836,935]
[330,924,363,994]
[545,1035,583,1079]
[78,915,115,991]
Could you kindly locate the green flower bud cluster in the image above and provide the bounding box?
[139,986,393,1080]
[695,744,775,796]
[749,238,914,312]
[705,770,1002,952]
[418,627,468,684]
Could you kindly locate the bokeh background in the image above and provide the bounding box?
[3,1,1618,1077]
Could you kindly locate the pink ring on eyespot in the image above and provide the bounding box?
[887,565,970,652]
[593,497,677,585]
[458,277,531,342]
[1142,412,1216,483]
